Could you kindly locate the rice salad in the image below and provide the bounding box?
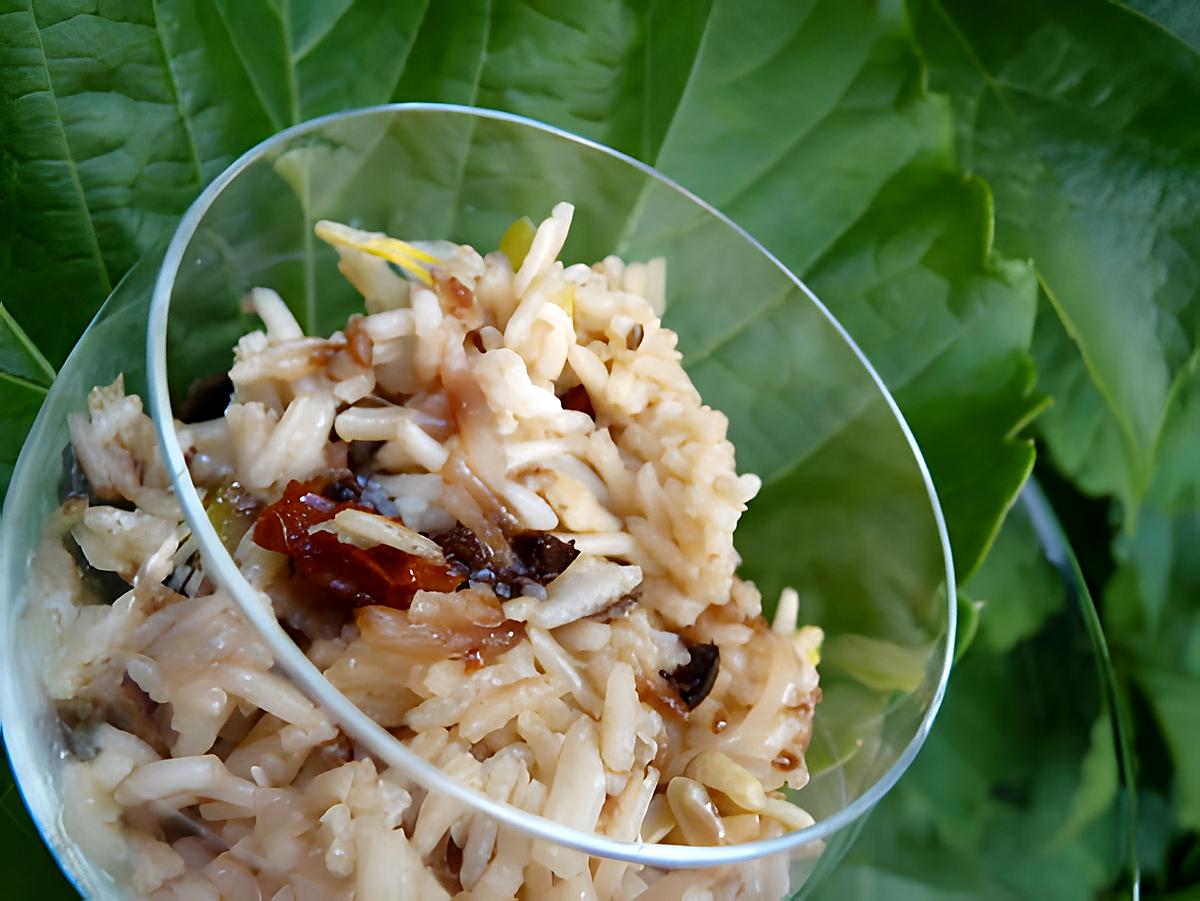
[31,203,824,899]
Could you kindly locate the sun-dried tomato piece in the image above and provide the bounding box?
[253,476,460,608]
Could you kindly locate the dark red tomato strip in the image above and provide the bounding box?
[253,477,461,609]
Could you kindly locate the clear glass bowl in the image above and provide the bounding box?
[1,104,956,898]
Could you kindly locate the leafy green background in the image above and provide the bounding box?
[0,0,1196,896]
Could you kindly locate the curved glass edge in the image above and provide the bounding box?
[145,102,957,868]
[1020,480,1141,897]
[1,253,167,900]
[1,410,95,901]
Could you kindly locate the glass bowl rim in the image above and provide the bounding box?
[141,101,957,868]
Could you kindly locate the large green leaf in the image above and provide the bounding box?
[908,0,1200,521]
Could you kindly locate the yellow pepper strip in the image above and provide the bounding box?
[498,215,536,270]
[314,220,440,286]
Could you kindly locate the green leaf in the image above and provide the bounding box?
[962,485,1064,654]
[0,302,52,493]
[803,170,1042,579]
[0,2,1054,892]
[916,7,1200,865]
[212,0,429,128]
[908,0,1200,521]
[952,592,981,662]
[819,482,1138,899]
[0,380,45,496]
[1106,508,1200,676]
[1050,714,1120,848]
[0,0,431,364]
[0,752,74,900]
[1146,355,1200,514]
[1105,507,1200,834]
[0,302,53,388]
[1120,0,1200,57]
[1138,666,1200,832]
[638,0,1041,579]
[1,0,206,358]
[1029,296,1135,506]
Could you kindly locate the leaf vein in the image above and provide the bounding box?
[278,0,301,124]
[212,2,285,132]
[290,2,355,64]
[381,0,435,101]
[0,371,51,395]
[0,304,56,385]
[149,0,204,189]
[683,283,793,370]
[20,0,113,297]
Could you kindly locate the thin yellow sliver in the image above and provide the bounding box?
[314,220,439,286]
[498,215,536,270]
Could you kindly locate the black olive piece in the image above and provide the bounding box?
[434,523,578,598]
[663,642,720,710]
[511,532,578,583]
[176,372,234,424]
[435,523,493,573]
